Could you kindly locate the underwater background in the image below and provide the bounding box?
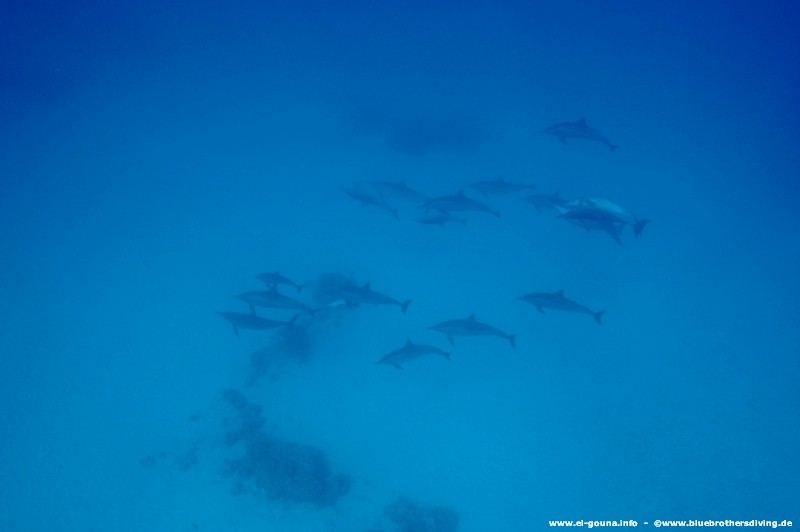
[1,1,798,530]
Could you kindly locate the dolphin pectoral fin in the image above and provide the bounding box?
[297,284,305,293]
[508,334,517,348]
[536,305,545,314]
[393,363,404,370]
[559,136,567,144]
[594,311,605,325]
[233,325,239,336]
[448,335,455,347]
[608,142,619,151]
[634,219,649,238]
[443,352,451,361]
[401,299,412,314]
[248,303,255,315]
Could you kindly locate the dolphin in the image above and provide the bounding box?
[520,191,567,212]
[331,282,412,314]
[562,197,648,237]
[216,312,298,336]
[414,213,467,227]
[428,314,516,347]
[376,340,451,369]
[464,175,536,197]
[422,190,500,217]
[235,288,317,315]
[542,118,619,151]
[342,182,398,219]
[557,208,627,245]
[517,290,604,324]
[369,179,430,203]
[256,271,305,293]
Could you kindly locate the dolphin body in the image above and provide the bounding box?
[465,175,536,197]
[558,208,627,245]
[517,290,605,324]
[542,118,619,151]
[414,213,467,227]
[377,340,451,369]
[369,179,430,203]
[422,190,500,218]
[562,197,649,237]
[256,271,305,293]
[235,288,317,315]
[521,191,567,212]
[428,314,516,347]
[342,183,398,219]
[332,282,412,314]
[216,312,298,336]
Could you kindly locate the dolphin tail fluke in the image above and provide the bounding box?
[594,310,605,325]
[401,299,412,314]
[508,334,517,348]
[634,219,649,238]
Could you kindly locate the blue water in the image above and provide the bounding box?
[2,1,798,530]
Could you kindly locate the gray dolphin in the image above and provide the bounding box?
[422,190,500,218]
[517,290,604,324]
[521,191,567,212]
[342,182,399,219]
[235,288,317,315]
[256,271,305,293]
[376,340,451,369]
[465,175,536,197]
[562,197,648,237]
[428,314,516,347]
[369,179,430,203]
[216,312,298,336]
[332,282,412,314]
[542,118,619,151]
[558,208,627,245]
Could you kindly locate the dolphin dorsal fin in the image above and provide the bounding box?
[577,117,587,126]
[405,339,413,347]
[555,289,564,297]
[467,313,476,321]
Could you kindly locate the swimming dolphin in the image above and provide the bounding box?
[414,213,467,227]
[331,282,412,314]
[369,179,430,203]
[376,340,451,369]
[235,288,317,315]
[422,190,500,217]
[520,191,567,212]
[342,182,399,219]
[256,271,305,293]
[542,118,619,151]
[517,290,604,324]
[428,314,516,347]
[562,197,648,237]
[557,208,627,245]
[465,175,536,197]
[216,312,298,336]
